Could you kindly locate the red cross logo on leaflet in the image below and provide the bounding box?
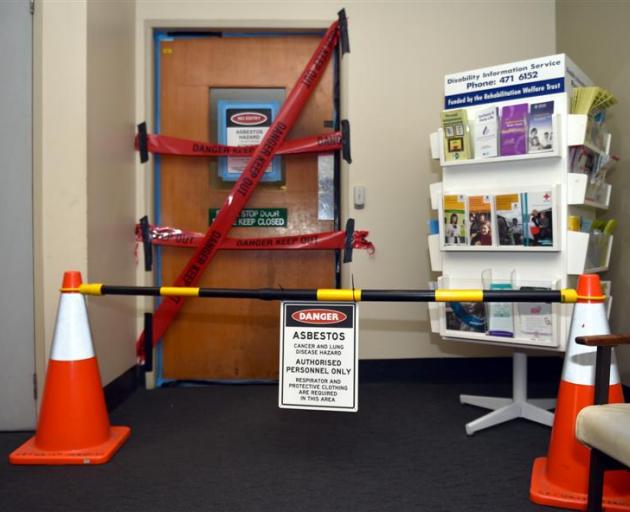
[543,193,551,201]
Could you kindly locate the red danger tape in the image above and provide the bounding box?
[135,131,342,158]
[136,12,345,360]
[135,222,375,253]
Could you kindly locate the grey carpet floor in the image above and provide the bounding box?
[0,381,566,511]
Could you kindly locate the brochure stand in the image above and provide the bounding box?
[460,352,555,435]
[427,54,615,434]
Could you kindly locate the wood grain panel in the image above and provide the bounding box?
[159,35,335,380]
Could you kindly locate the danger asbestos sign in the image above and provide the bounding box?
[279,302,358,412]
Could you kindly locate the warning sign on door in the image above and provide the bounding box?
[279,302,358,412]
[217,100,282,182]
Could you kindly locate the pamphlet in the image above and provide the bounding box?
[528,101,554,153]
[443,194,467,245]
[517,286,552,339]
[522,190,553,247]
[445,301,486,333]
[570,87,616,152]
[473,106,499,158]
[468,195,493,246]
[571,86,617,115]
[495,193,524,246]
[581,217,593,233]
[569,146,599,176]
[441,109,472,161]
[584,156,616,205]
[500,103,528,156]
[488,283,514,337]
[588,112,610,152]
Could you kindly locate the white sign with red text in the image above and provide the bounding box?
[279,302,358,412]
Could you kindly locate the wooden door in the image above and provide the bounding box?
[157,33,336,381]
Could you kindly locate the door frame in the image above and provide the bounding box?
[149,27,343,386]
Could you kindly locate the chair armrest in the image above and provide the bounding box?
[575,334,630,407]
[576,334,630,347]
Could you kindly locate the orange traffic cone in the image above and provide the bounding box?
[9,271,130,465]
[530,274,630,510]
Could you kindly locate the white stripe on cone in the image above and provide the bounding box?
[50,293,95,362]
[562,301,620,386]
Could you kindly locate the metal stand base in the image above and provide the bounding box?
[460,352,556,435]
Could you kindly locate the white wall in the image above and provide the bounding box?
[557,0,630,381]
[34,0,630,389]
[135,0,556,360]
[86,0,137,383]
[34,1,89,394]
[34,0,137,392]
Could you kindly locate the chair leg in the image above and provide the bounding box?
[587,449,606,512]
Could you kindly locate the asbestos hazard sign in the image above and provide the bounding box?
[218,102,282,182]
[279,302,358,412]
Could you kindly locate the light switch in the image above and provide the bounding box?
[353,185,365,209]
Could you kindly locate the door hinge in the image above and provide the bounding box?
[33,373,38,400]
[30,0,34,15]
